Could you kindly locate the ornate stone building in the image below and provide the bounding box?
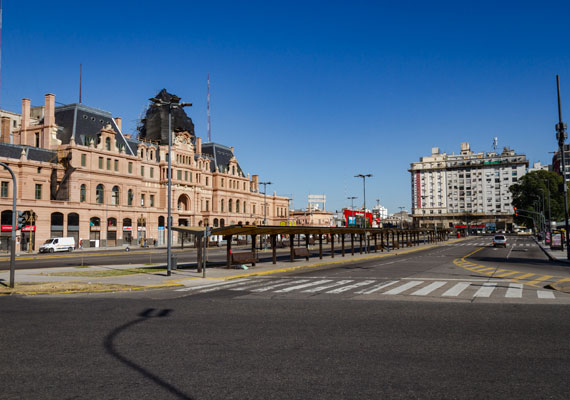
[0,90,289,251]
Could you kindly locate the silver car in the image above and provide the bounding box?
[493,235,507,248]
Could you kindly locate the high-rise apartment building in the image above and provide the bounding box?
[410,142,528,231]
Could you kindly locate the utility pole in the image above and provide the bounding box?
[555,75,570,257]
[0,161,16,288]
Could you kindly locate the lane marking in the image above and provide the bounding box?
[505,282,523,298]
[383,280,423,295]
[473,282,496,298]
[411,281,446,296]
[527,275,553,286]
[513,273,535,281]
[442,282,471,297]
[326,280,376,294]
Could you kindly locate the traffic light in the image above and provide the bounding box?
[514,207,518,216]
[17,211,27,229]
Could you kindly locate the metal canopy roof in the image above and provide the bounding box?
[172,225,444,238]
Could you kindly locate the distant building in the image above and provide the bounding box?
[409,142,528,231]
[528,161,550,173]
[290,209,333,227]
[0,91,289,252]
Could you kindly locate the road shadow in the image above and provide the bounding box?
[103,308,194,400]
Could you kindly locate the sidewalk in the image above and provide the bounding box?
[0,237,466,295]
[535,238,570,264]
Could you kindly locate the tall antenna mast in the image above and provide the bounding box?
[0,0,3,108]
[207,73,211,142]
[79,64,82,103]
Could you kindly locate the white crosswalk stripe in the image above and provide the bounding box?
[251,279,309,292]
[178,277,559,301]
[383,281,423,295]
[505,283,523,298]
[175,278,251,292]
[537,290,556,299]
[275,280,333,293]
[356,280,398,294]
[303,280,354,293]
[326,280,375,294]
[473,282,496,298]
[411,281,446,296]
[442,282,471,297]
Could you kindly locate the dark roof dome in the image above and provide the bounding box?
[137,89,195,145]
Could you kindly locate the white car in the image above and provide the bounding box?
[493,235,507,248]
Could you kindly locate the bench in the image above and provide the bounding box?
[231,251,257,266]
[293,247,311,260]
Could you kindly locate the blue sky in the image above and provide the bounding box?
[2,1,570,214]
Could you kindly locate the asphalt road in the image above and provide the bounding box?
[2,236,570,399]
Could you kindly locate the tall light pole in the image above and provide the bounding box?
[555,75,570,257]
[355,174,372,253]
[150,96,192,276]
[347,196,357,210]
[259,181,272,225]
[355,174,372,228]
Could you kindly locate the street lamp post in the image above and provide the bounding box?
[259,181,272,225]
[555,75,570,257]
[259,181,272,250]
[355,174,372,252]
[0,162,16,288]
[150,96,192,276]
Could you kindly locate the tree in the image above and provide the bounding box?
[509,170,565,228]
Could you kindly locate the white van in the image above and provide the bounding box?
[39,237,75,253]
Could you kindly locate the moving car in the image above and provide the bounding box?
[39,237,75,253]
[492,234,507,248]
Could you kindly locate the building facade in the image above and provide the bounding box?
[410,142,528,231]
[0,91,290,252]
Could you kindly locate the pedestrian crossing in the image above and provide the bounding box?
[175,277,560,301]
[445,242,534,247]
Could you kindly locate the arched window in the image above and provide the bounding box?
[149,151,153,160]
[80,184,87,202]
[236,200,240,214]
[229,199,233,213]
[220,218,225,228]
[243,201,246,213]
[158,216,165,227]
[105,137,111,151]
[112,186,120,205]
[96,184,104,204]
[107,217,117,227]
[90,217,101,227]
[213,218,219,227]
[221,199,224,212]
[127,189,133,206]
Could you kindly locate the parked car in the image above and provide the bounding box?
[39,237,75,253]
[492,234,507,248]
